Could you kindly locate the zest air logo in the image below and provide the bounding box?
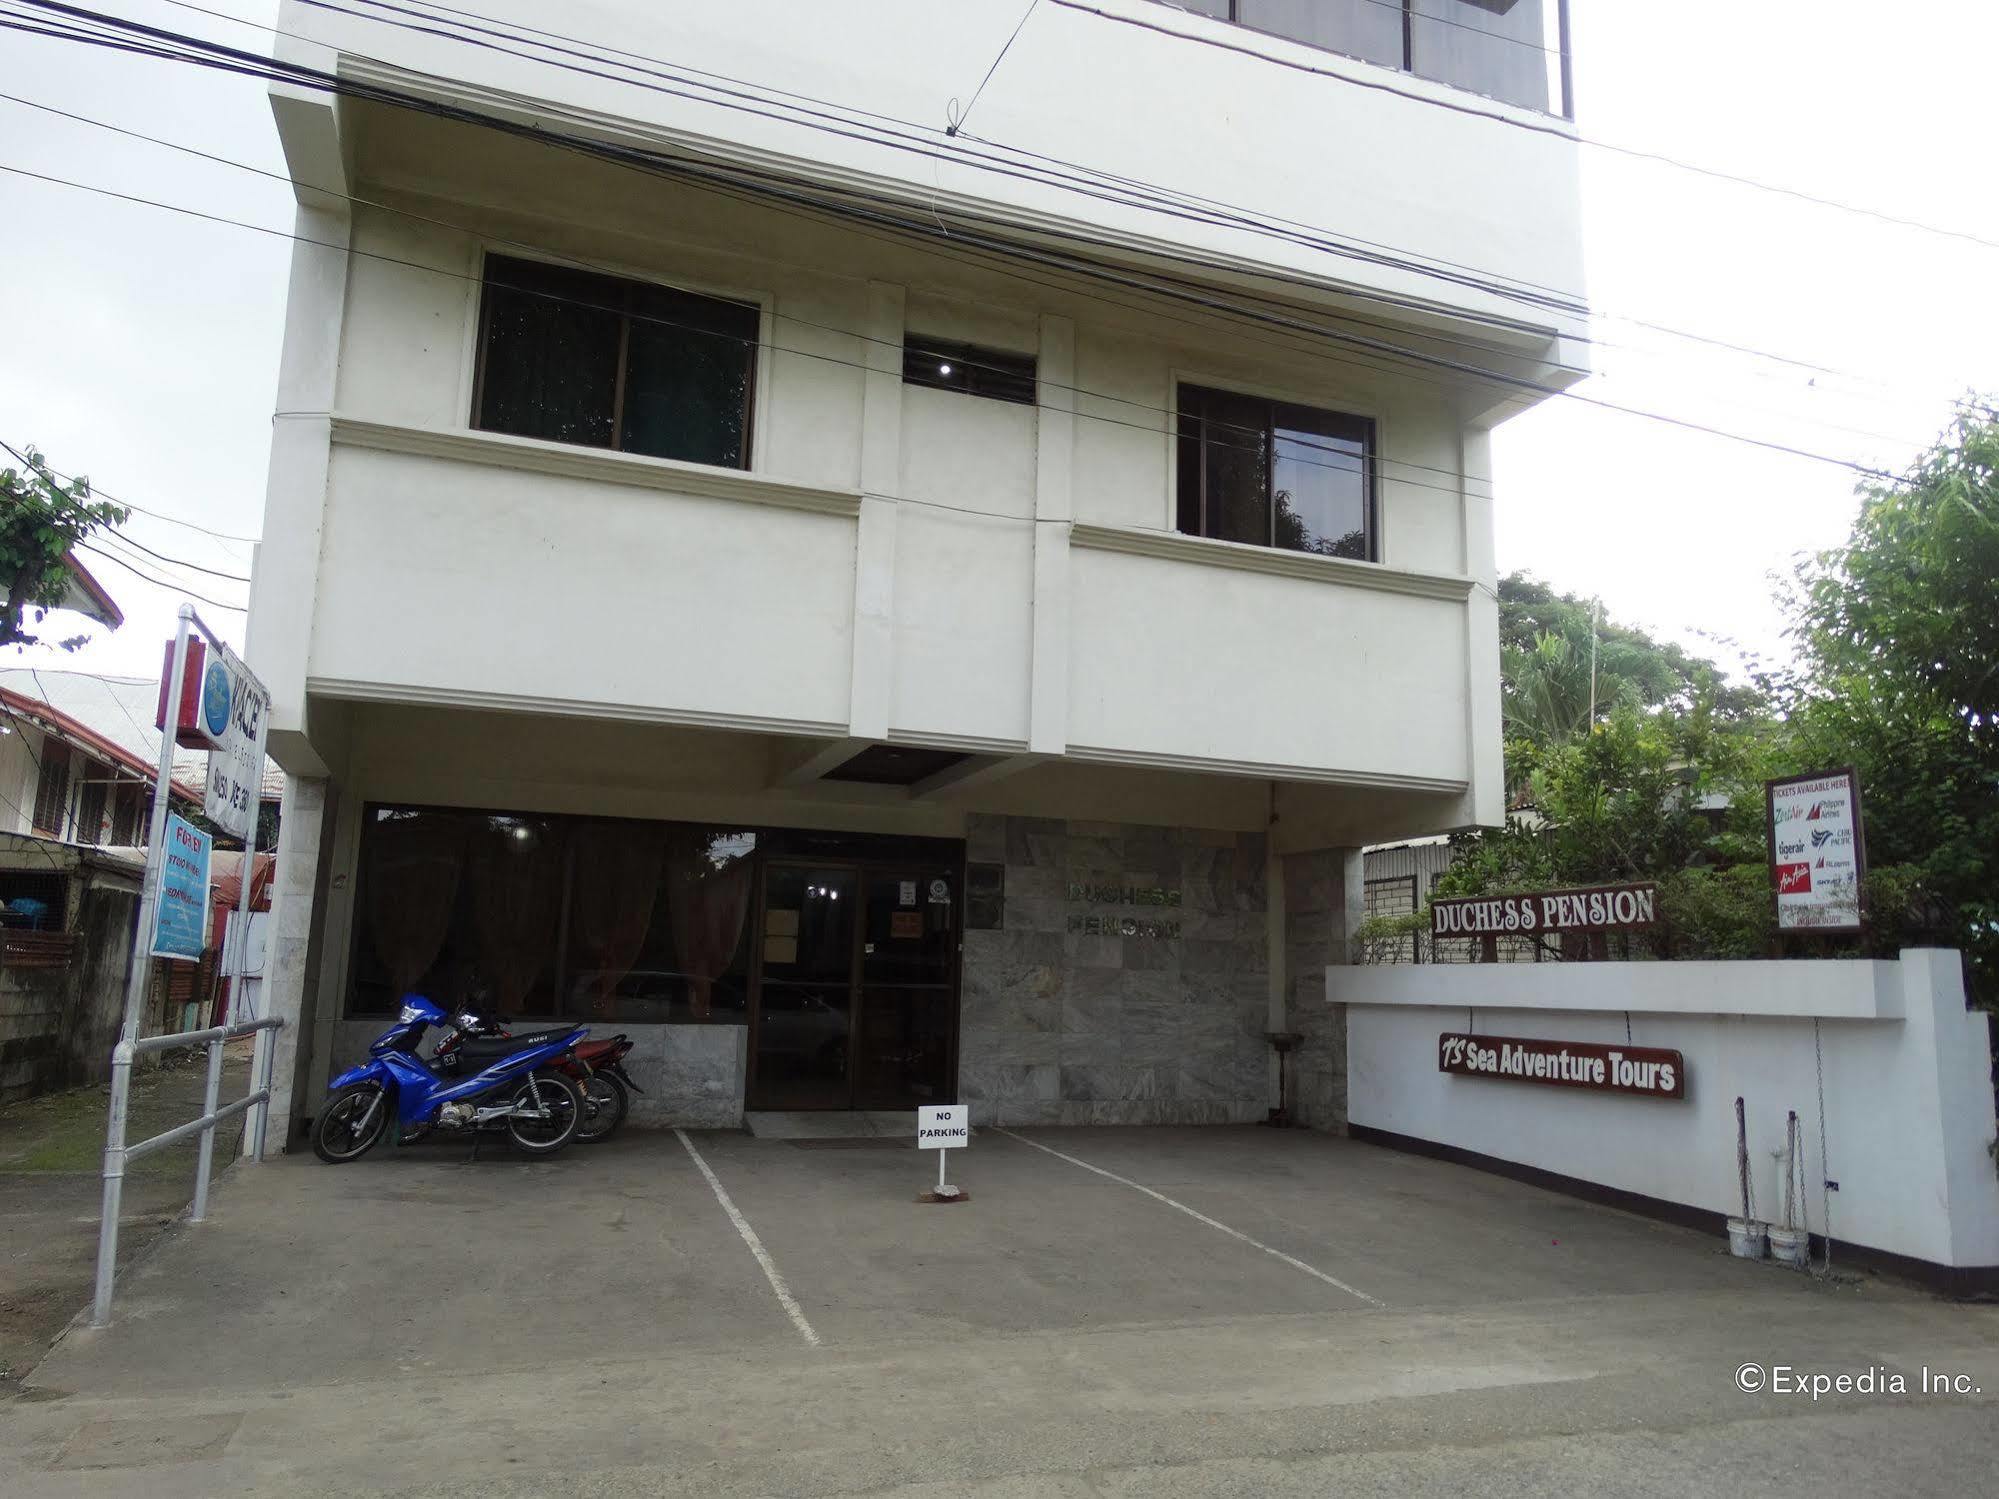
[1776,862,1812,895]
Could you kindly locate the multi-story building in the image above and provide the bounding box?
[246,0,1586,1141]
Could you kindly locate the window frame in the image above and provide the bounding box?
[31,739,71,837]
[1156,0,1573,120]
[463,245,775,474]
[901,334,1039,406]
[1170,374,1383,565]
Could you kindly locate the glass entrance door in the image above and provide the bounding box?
[748,865,857,1110]
[747,862,958,1110]
[852,868,957,1109]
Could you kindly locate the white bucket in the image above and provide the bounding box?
[1768,1225,1810,1268]
[1727,1217,1769,1259]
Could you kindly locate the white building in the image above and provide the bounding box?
[245,0,1586,1141]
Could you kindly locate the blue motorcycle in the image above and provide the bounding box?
[312,995,589,1162]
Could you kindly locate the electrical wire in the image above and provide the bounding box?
[947,0,1039,137]
[0,18,1918,482]
[71,539,249,611]
[265,0,1991,401]
[1044,0,1999,254]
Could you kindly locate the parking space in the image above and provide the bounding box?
[8,1123,1995,1498]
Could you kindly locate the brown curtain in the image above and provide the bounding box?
[664,830,753,1020]
[467,817,563,1013]
[364,812,467,994]
[567,820,663,1016]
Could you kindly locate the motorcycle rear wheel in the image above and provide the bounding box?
[312,1082,389,1164]
[504,1070,582,1154]
[575,1072,630,1144]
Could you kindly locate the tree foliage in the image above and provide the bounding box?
[0,446,129,652]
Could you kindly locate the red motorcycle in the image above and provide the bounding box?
[433,1011,639,1143]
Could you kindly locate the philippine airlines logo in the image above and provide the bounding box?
[1805,802,1825,821]
[1776,862,1812,895]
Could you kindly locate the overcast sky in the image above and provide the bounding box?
[2,1,1996,686]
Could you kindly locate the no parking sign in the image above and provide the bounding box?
[917,1104,968,1203]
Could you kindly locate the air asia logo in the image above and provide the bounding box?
[1811,827,1852,848]
[1776,862,1812,895]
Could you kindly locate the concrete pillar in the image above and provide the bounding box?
[254,774,339,1156]
[1281,845,1366,1131]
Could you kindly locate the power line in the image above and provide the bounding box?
[1044,0,1999,255]
[947,0,1039,137]
[127,0,1975,409]
[72,538,248,611]
[0,19,1917,482]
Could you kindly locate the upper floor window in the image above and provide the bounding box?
[1176,383,1375,561]
[473,254,760,469]
[31,740,70,837]
[1165,0,1565,117]
[902,336,1037,406]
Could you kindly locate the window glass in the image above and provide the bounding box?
[902,336,1037,405]
[1409,0,1551,112]
[1178,383,1375,560]
[622,283,759,466]
[475,257,621,449]
[475,254,759,469]
[1236,0,1404,69]
[1271,401,1371,559]
[349,805,756,1024]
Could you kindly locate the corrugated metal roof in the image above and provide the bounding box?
[0,667,285,800]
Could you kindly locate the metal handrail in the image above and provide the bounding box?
[90,1014,286,1327]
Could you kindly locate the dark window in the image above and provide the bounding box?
[31,741,70,836]
[74,766,107,844]
[349,805,758,1025]
[822,745,972,786]
[109,784,139,846]
[474,253,760,468]
[902,336,1037,405]
[1163,0,1564,116]
[1177,383,1375,560]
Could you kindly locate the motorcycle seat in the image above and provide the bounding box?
[453,1030,574,1064]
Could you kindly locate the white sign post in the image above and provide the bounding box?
[916,1103,969,1203]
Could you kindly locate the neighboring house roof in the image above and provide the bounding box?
[0,669,234,803]
[58,554,124,631]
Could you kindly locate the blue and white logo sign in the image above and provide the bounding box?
[200,657,233,740]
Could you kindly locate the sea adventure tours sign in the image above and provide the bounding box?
[1438,1033,1686,1100]
[1429,882,1659,939]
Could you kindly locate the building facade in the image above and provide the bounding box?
[245,0,1587,1142]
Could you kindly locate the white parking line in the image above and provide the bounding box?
[993,1127,1385,1308]
[674,1128,822,1347]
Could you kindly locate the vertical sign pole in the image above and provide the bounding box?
[94,605,192,1327]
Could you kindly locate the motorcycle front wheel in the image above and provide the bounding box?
[575,1072,630,1144]
[312,1082,389,1164]
[504,1070,582,1155]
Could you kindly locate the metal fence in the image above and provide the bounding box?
[91,1014,284,1327]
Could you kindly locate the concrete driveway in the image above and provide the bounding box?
[4,1125,1996,1497]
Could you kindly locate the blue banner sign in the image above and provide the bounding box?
[152,814,212,960]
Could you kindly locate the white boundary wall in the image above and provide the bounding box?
[1333,950,1999,1272]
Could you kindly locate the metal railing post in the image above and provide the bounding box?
[90,1040,136,1328]
[190,1036,226,1221]
[251,1020,274,1160]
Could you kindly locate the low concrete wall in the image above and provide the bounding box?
[1333,950,1999,1275]
[325,1019,745,1130]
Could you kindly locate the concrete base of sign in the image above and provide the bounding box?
[916,1187,969,1204]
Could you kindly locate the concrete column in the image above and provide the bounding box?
[1281,845,1365,1131]
[848,280,906,740]
[1459,424,1505,828]
[254,774,339,1156]
[1028,313,1075,756]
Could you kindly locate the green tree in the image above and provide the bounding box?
[0,445,129,652]
[1785,404,1999,997]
